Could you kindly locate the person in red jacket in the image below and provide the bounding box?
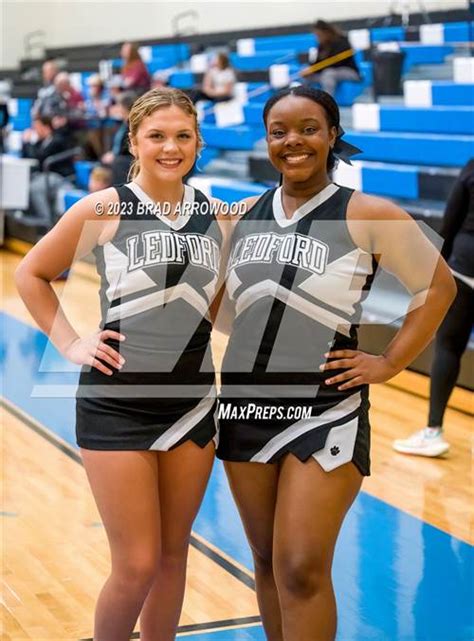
[120,42,151,96]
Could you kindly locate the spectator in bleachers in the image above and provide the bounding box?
[120,42,151,95]
[22,115,75,175]
[21,114,76,221]
[32,60,60,118]
[303,20,360,97]
[190,53,236,103]
[53,72,86,125]
[108,74,125,104]
[85,74,109,119]
[82,75,112,160]
[88,165,113,192]
[31,71,85,132]
[394,158,474,458]
[101,91,135,184]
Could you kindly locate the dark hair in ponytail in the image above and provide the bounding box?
[262,86,340,171]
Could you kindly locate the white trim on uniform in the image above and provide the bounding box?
[126,181,195,231]
[106,282,210,322]
[250,391,362,463]
[312,415,359,471]
[299,248,374,316]
[235,279,353,337]
[272,183,339,228]
[149,386,217,450]
[103,243,156,302]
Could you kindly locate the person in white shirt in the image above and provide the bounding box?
[191,52,236,103]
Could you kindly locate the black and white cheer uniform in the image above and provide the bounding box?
[217,183,377,475]
[76,182,222,450]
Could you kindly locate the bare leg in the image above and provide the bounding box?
[273,456,362,641]
[139,441,215,641]
[225,461,283,641]
[81,449,161,641]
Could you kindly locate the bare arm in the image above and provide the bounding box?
[323,192,457,390]
[14,188,125,375]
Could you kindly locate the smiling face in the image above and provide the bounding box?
[130,105,198,182]
[265,95,337,186]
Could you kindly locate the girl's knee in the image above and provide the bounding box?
[274,551,330,600]
[112,552,159,591]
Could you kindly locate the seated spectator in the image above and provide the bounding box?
[303,20,360,97]
[88,165,113,192]
[32,60,60,118]
[21,115,76,222]
[120,42,151,95]
[53,72,86,126]
[190,53,236,103]
[85,74,109,118]
[22,114,75,176]
[101,91,135,184]
[31,71,85,132]
[82,75,112,161]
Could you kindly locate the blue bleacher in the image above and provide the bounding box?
[9,98,33,131]
[63,189,88,211]
[169,70,195,89]
[382,106,474,135]
[197,147,219,170]
[344,130,473,167]
[360,162,419,199]
[147,58,176,73]
[371,26,406,42]
[74,161,98,189]
[400,44,454,71]
[443,21,472,42]
[432,82,474,106]
[212,179,267,202]
[230,51,298,71]
[202,103,263,126]
[189,177,267,202]
[404,80,474,106]
[250,34,315,53]
[358,106,474,135]
[245,83,274,103]
[369,21,472,43]
[201,124,265,150]
[150,43,190,64]
[137,43,190,69]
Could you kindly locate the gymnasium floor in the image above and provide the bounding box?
[1,248,473,641]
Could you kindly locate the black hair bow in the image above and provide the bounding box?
[333,125,362,165]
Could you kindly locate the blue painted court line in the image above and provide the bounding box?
[177,627,265,640]
[1,310,473,641]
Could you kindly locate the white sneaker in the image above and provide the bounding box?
[393,428,450,457]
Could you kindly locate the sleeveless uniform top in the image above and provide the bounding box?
[76,182,222,451]
[217,183,376,474]
[221,182,377,392]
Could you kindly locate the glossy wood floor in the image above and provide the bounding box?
[1,248,473,639]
